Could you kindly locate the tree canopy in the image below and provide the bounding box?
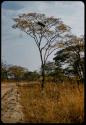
[53,35,84,82]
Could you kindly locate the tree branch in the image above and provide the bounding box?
[45,47,58,62]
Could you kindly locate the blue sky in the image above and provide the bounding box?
[1,1,84,71]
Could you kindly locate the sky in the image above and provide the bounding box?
[1,1,84,71]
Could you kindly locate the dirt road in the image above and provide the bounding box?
[1,83,24,123]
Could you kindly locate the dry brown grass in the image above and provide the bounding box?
[18,82,84,123]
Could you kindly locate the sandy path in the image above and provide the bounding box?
[1,83,24,123]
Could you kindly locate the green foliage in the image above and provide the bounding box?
[44,61,55,74]
[8,65,28,81]
[1,60,40,82]
[53,35,84,82]
[23,71,40,81]
[1,62,8,81]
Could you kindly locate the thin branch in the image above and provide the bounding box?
[45,47,58,62]
[39,27,43,47]
[44,46,50,64]
[24,30,39,47]
[41,33,59,51]
[31,25,39,45]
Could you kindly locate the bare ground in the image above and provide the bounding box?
[1,82,24,123]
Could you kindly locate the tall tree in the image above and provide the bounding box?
[12,12,70,89]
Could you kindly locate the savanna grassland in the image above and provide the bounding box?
[18,81,84,123]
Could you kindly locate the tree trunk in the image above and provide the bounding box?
[39,49,45,90]
[41,64,45,89]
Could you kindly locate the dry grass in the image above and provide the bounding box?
[18,82,84,123]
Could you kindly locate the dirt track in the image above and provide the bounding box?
[1,83,24,123]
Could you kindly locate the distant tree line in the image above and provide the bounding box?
[1,62,40,82]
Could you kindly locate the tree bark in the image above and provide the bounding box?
[39,48,46,90]
[41,64,45,89]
